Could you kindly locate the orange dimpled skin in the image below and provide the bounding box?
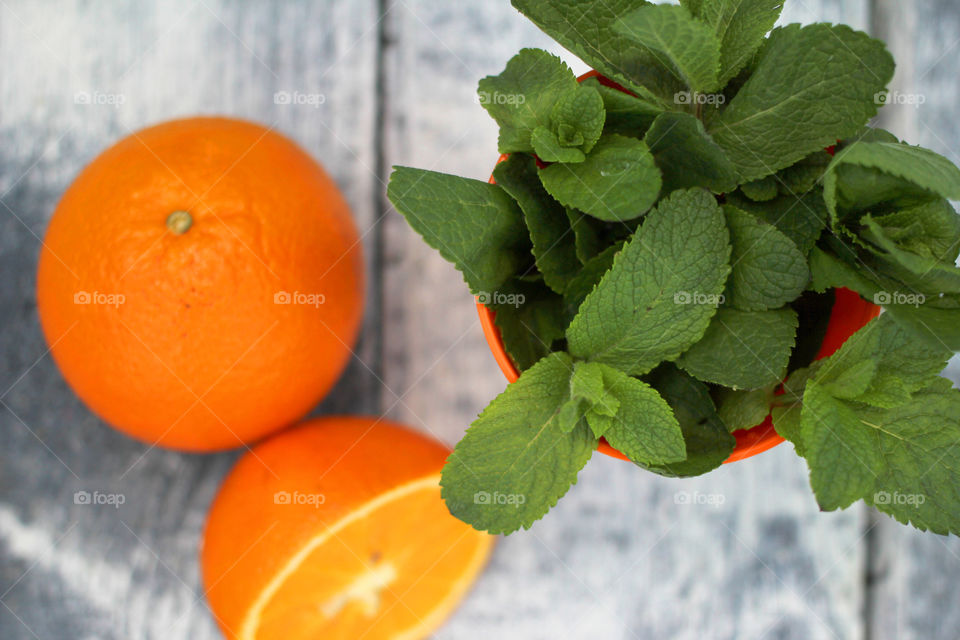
[36,117,363,451]
[201,417,495,640]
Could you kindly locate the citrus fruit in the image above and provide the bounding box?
[201,416,494,640]
[36,117,363,451]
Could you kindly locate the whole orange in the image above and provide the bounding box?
[36,117,364,451]
[201,416,494,640]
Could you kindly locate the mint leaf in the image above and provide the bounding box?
[644,111,739,194]
[699,0,785,86]
[676,308,799,389]
[725,191,827,256]
[478,48,579,154]
[567,188,731,374]
[861,213,960,295]
[441,352,595,534]
[562,244,621,313]
[644,364,735,476]
[880,305,960,352]
[800,380,882,510]
[824,141,960,218]
[532,127,586,163]
[709,23,894,182]
[387,167,530,294]
[511,0,684,106]
[740,175,779,202]
[582,76,663,136]
[539,134,662,222]
[866,200,960,264]
[716,386,774,432]
[581,362,687,464]
[565,208,605,263]
[801,379,960,535]
[552,83,606,154]
[493,154,580,294]
[614,3,722,93]
[723,206,810,310]
[490,280,567,372]
[777,149,833,195]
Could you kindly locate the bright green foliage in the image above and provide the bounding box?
[567,189,731,374]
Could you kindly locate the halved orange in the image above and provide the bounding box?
[201,416,494,640]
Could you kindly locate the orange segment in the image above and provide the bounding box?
[246,474,492,640]
[201,417,494,640]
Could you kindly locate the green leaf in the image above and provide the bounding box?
[723,206,810,310]
[800,380,882,510]
[676,308,799,389]
[699,0,785,86]
[493,154,580,294]
[511,0,685,106]
[814,314,953,407]
[861,213,960,294]
[564,361,687,465]
[566,208,605,264]
[478,48,580,154]
[490,280,568,372]
[562,244,621,315]
[441,352,595,534]
[740,176,779,202]
[801,379,960,535]
[725,191,827,256]
[777,150,833,195]
[567,188,732,374]
[539,134,662,222]
[708,23,894,182]
[867,200,960,264]
[715,386,774,432]
[552,83,606,154]
[644,111,739,194]
[824,142,960,218]
[644,364,735,476]
[614,3,723,93]
[582,76,663,137]
[532,127,586,163]
[882,304,960,352]
[387,167,530,294]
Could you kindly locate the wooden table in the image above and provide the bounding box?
[1,1,958,638]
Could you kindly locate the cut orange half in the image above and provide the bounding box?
[201,417,494,640]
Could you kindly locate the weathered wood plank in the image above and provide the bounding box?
[381,1,868,638]
[868,2,960,639]
[0,1,380,638]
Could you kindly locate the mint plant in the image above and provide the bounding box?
[387,0,960,536]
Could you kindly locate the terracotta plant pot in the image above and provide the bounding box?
[480,71,881,464]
